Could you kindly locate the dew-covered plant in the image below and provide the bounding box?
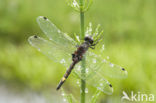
[28,0,127,103]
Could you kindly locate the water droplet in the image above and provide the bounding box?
[110,63,114,67]
[58,30,61,33]
[60,59,66,64]
[76,36,80,42]
[77,65,81,71]
[85,88,88,93]
[92,59,96,63]
[107,56,109,60]
[73,0,78,7]
[97,87,101,90]
[85,33,89,36]
[102,59,106,63]
[100,83,103,86]
[101,44,105,51]
[86,68,89,73]
[76,80,80,84]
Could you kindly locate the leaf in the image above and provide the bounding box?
[61,89,78,103]
[90,90,101,103]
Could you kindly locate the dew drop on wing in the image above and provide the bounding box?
[58,30,61,33]
[77,65,81,71]
[102,59,106,63]
[101,44,105,51]
[109,63,114,67]
[106,56,110,60]
[92,58,97,63]
[100,83,103,86]
[86,68,89,73]
[60,59,66,64]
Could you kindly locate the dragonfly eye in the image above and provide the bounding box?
[84,36,94,44]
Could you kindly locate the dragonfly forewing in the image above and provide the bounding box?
[37,16,77,51]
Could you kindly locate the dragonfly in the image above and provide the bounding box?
[28,16,128,95]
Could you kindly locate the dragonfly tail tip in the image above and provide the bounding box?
[56,87,60,90]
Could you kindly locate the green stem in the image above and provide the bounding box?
[79,0,85,103]
[81,58,86,103]
[80,9,84,39]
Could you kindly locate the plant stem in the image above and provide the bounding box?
[79,0,85,103]
[79,2,85,39]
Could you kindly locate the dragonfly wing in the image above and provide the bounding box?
[85,52,128,79]
[28,35,72,67]
[37,16,77,54]
[87,72,114,95]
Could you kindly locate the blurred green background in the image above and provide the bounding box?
[0,0,156,103]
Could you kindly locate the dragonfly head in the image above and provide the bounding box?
[84,36,94,45]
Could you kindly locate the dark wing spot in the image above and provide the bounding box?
[109,84,112,87]
[122,68,125,71]
[43,16,47,20]
[34,35,38,38]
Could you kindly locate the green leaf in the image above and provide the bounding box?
[90,90,101,103]
[61,89,78,103]
[84,0,93,12]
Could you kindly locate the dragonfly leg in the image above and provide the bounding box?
[89,46,95,49]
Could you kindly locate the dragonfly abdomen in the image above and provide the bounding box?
[56,41,90,90]
[56,61,77,90]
